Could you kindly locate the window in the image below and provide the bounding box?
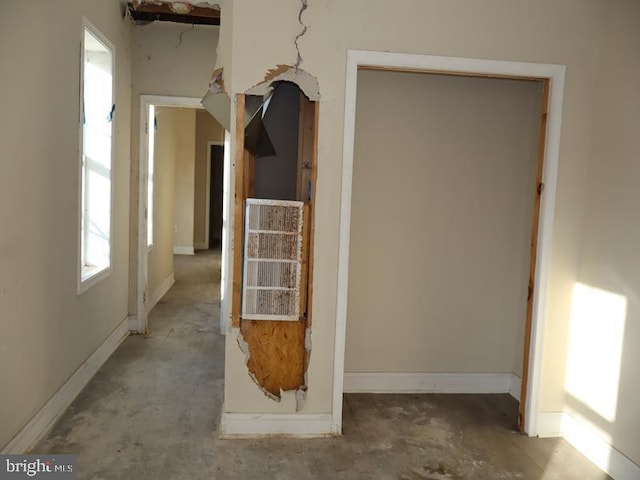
[79,22,114,290]
[147,104,155,248]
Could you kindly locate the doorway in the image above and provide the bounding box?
[206,142,224,250]
[333,51,566,436]
[134,95,230,335]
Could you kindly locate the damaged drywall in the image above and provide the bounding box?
[234,69,319,406]
[245,65,320,102]
[202,67,231,131]
[126,0,221,25]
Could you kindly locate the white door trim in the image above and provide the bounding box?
[332,50,566,436]
[133,95,203,334]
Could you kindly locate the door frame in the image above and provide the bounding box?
[132,95,203,334]
[204,140,225,250]
[332,50,566,436]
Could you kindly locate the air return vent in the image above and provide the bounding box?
[242,199,304,321]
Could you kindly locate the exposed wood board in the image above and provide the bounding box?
[243,148,255,199]
[305,101,319,327]
[127,1,221,25]
[232,94,246,328]
[296,93,306,201]
[299,205,311,317]
[240,320,306,396]
[519,79,550,432]
[297,93,315,203]
[359,65,544,82]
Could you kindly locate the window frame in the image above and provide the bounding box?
[77,18,116,294]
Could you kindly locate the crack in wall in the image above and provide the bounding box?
[293,0,309,70]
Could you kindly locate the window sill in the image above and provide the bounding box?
[78,265,110,294]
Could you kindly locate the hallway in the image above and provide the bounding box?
[34,251,225,478]
[33,252,609,479]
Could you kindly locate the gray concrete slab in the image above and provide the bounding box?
[33,251,610,480]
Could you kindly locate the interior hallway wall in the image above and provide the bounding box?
[194,110,225,249]
[345,71,541,377]
[0,0,132,450]
[129,22,218,317]
[571,0,640,464]
[147,107,190,297]
[171,109,197,252]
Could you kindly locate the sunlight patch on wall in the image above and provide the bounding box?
[565,282,626,422]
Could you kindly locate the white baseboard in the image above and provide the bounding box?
[344,372,522,398]
[173,246,195,255]
[538,412,640,480]
[194,241,208,250]
[147,272,175,313]
[1,318,130,454]
[220,413,333,438]
[509,374,522,401]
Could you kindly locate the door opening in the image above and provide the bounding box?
[134,95,230,335]
[333,51,566,437]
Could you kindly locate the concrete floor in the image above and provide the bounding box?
[34,251,611,480]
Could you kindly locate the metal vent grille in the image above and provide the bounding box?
[242,199,304,321]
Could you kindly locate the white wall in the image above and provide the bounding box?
[571,0,640,465]
[345,71,541,376]
[0,0,132,450]
[222,0,604,416]
[218,0,640,467]
[171,109,197,252]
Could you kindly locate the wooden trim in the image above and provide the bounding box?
[359,65,544,82]
[299,205,310,317]
[232,94,246,328]
[519,79,550,432]
[296,92,306,201]
[305,101,319,327]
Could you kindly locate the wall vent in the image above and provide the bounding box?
[242,199,304,321]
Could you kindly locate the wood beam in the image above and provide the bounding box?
[127,2,221,26]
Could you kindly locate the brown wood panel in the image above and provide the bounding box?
[359,65,543,82]
[519,79,550,432]
[127,1,221,25]
[232,94,246,328]
[305,101,319,327]
[299,205,311,317]
[297,94,316,203]
[240,320,306,396]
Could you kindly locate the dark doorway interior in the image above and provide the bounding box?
[209,144,224,249]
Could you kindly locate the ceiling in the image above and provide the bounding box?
[126,1,221,26]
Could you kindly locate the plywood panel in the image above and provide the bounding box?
[240,320,306,396]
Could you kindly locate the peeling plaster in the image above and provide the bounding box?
[295,387,307,412]
[245,65,320,101]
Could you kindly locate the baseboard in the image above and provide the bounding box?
[173,246,194,255]
[509,374,522,401]
[147,272,175,313]
[538,412,640,480]
[194,242,208,250]
[219,413,333,438]
[1,318,130,454]
[344,372,522,397]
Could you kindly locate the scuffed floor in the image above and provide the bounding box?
[34,251,610,480]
